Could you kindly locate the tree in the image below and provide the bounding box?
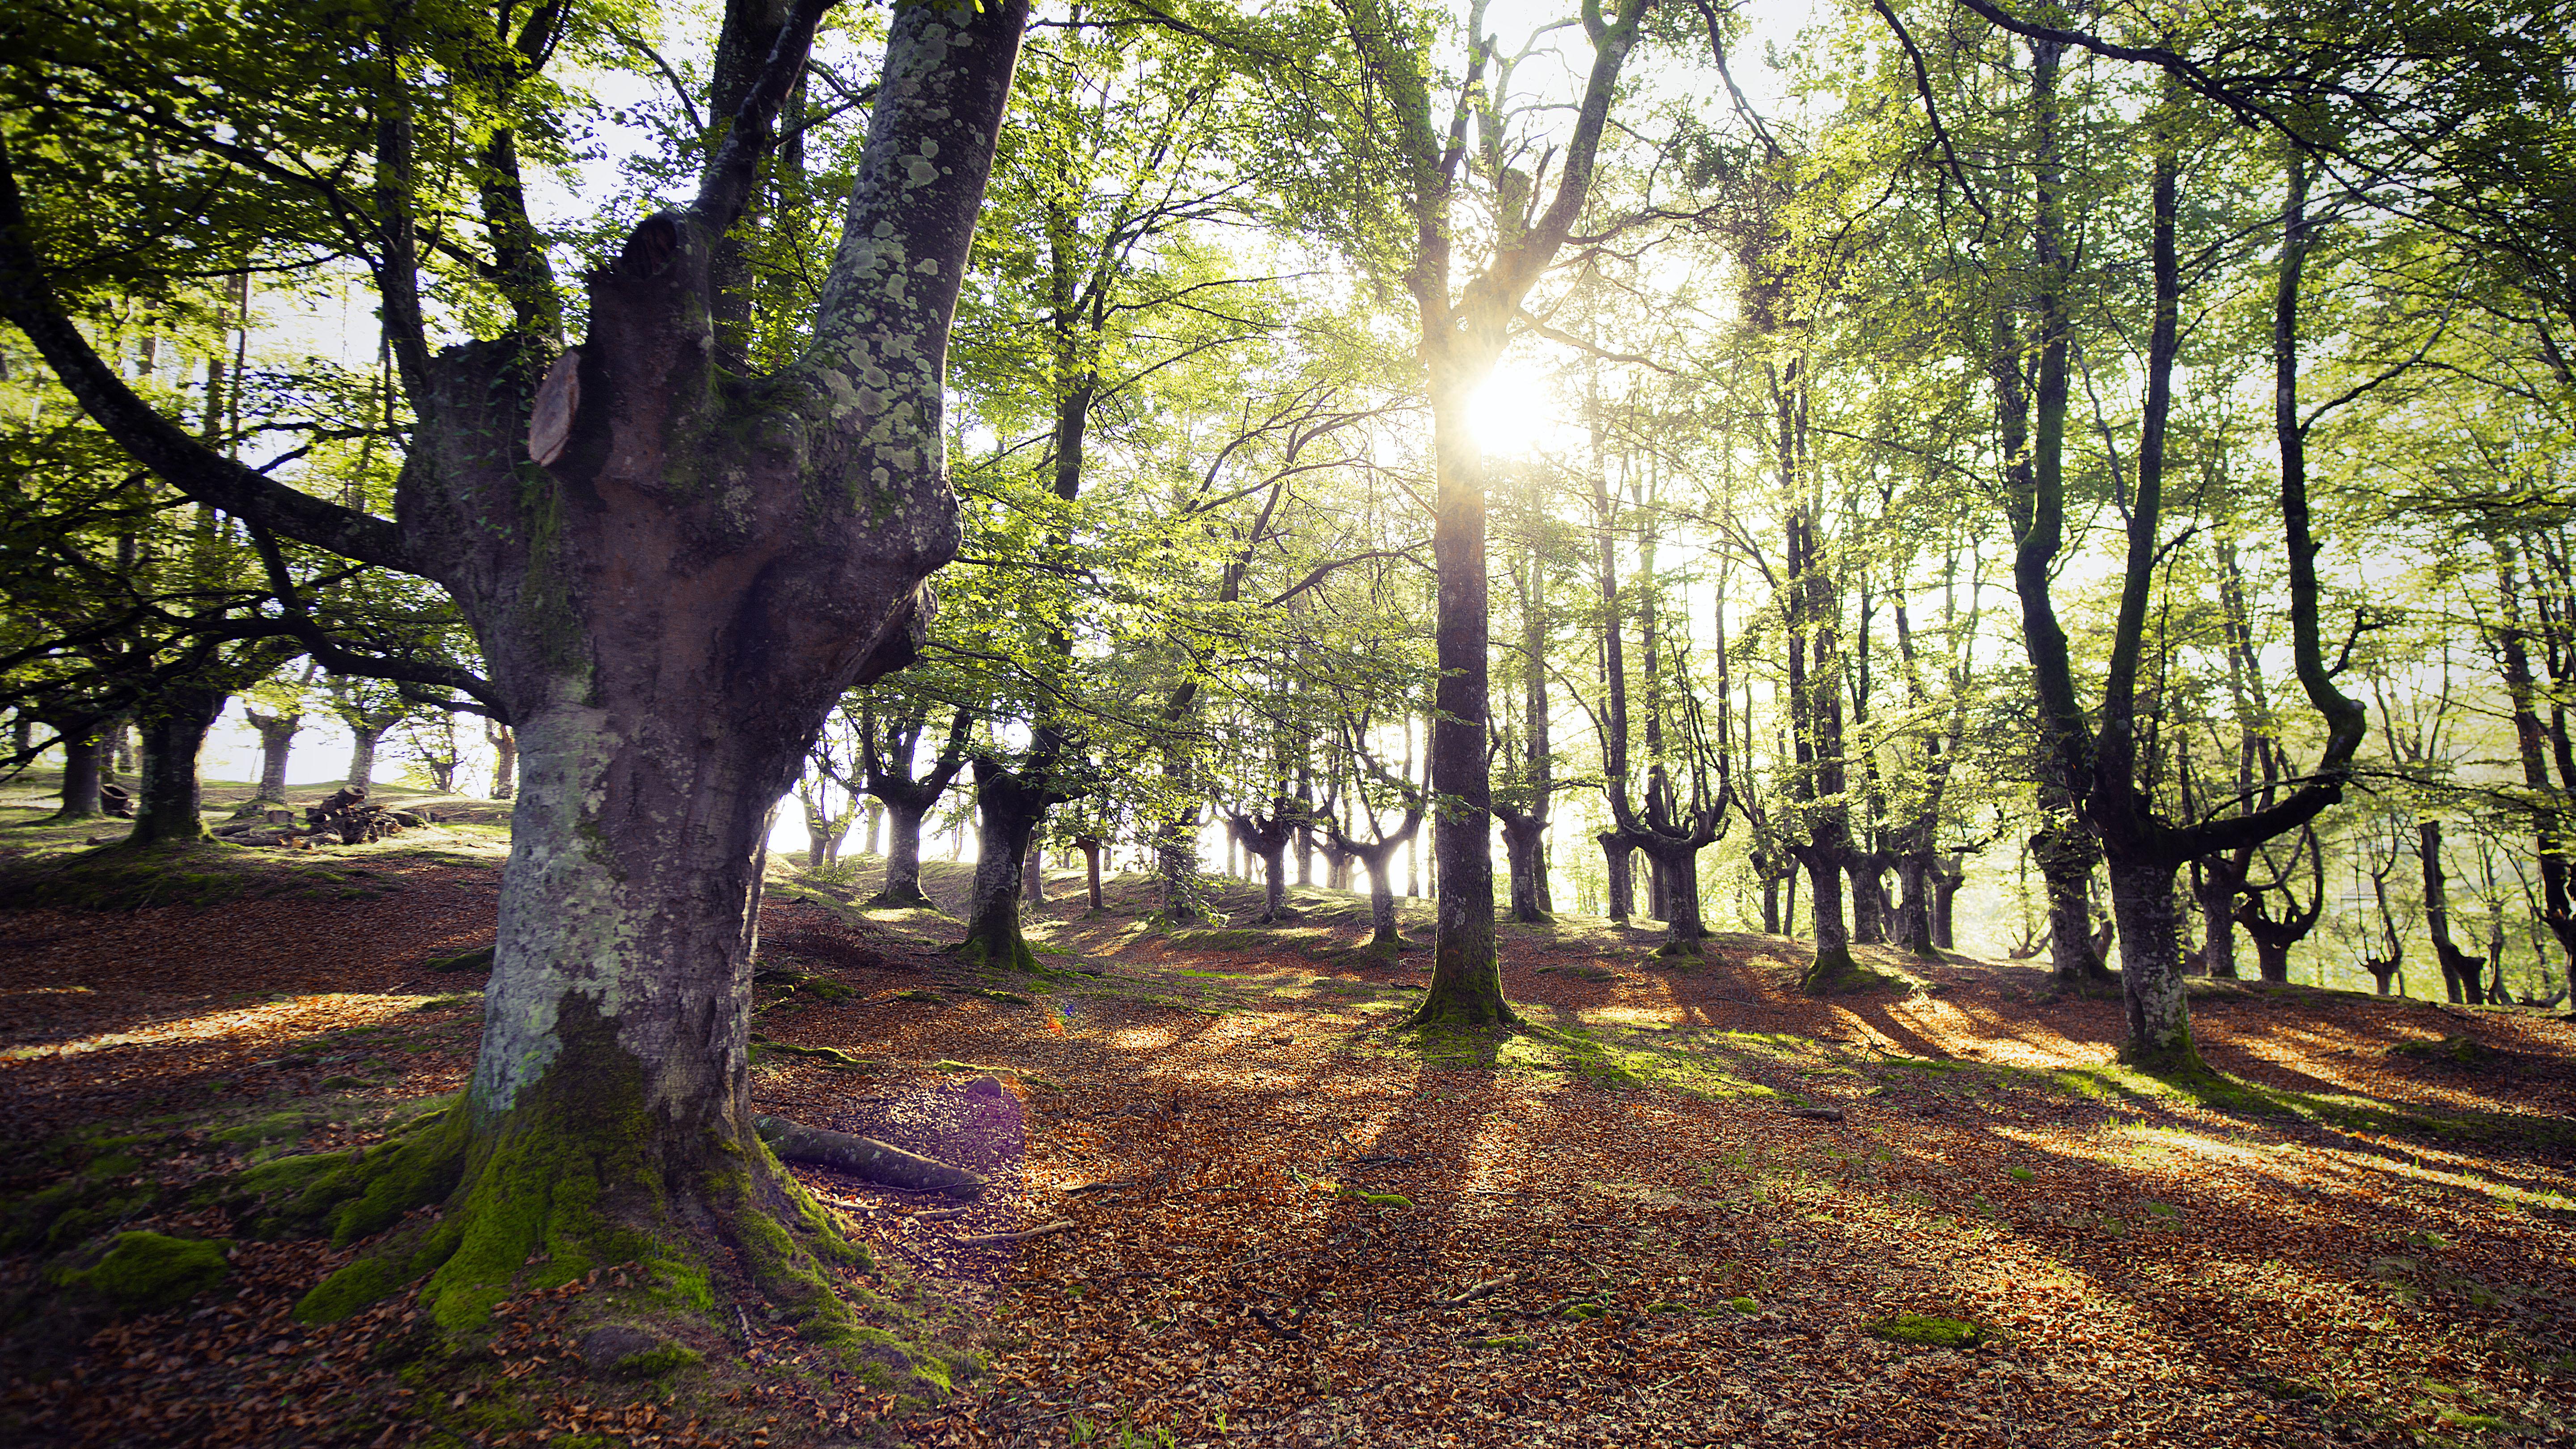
[1277,0,1650,1026]
[1,0,1031,1345]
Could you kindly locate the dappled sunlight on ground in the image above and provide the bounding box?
[4,857,2573,1446]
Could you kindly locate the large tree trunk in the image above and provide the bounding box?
[1640,838,1707,955]
[126,684,225,847]
[871,800,934,907]
[2033,822,2112,986]
[1794,846,1860,991]
[0,0,1030,1356]
[959,759,1048,972]
[1892,853,1938,960]
[1600,831,1635,923]
[248,708,299,801]
[1500,813,1548,923]
[1417,373,1507,1025]
[2105,850,2193,1069]
[52,726,102,820]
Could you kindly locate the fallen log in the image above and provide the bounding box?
[753,1116,987,1199]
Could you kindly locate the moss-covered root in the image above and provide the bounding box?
[59,1231,234,1312]
[947,926,1038,974]
[275,1003,973,1404]
[1800,946,1904,996]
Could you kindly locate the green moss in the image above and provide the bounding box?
[1728,1295,1759,1314]
[612,1343,700,1378]
[2389,1035,2496,1067]
[1863,1313,1986,1348]
[63,1231,232,1311]
[424,944,495,973]
[1800,948,1908,996]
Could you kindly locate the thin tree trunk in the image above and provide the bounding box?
[1500,813,1547,922]
[2196,852,2246,978]
[2420,820,2486,1004]
[1075,835,1104,911]
[488,723,517,800]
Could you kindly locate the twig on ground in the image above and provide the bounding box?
[1428,1273,1521,1308]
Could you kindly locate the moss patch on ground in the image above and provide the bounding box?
[1864,1313,1986,1348]
[59,1231,232,1311]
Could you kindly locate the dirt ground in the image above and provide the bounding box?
[3,809,2572,1447]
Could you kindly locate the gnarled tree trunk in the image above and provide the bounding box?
[247,708,300,801]
[126,684,226,847]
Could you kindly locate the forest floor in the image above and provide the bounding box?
[1,789,2573,1448]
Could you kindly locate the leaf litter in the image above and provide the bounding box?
[2,860,2571,1446]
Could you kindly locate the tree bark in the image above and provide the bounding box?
[1500,812,1548,923]
[1847,853,1888,945]
[1074,835,1104,911]
[1639,837,1709,954]
[125,683,226,847]
[345,712,398,789]
[247,708,300,801]
[1599,831,1635,923]
[1892,852,1938,959]
[487,721,517,799]
[960,756,1051,972]
[1932,855,1963,950]
[52,726,102,820]
[2194,851,2246,978]
[873,800,932,907]
[2420,820,2487,1004]
[2105,853,2192,1064]
[1793,844,1860,990]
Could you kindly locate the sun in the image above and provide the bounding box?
[1464,360,1570,458]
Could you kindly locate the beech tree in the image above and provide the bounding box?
[2,0,1030,1351]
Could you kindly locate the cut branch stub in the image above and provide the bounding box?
[525,350,579,466]
[754,1115,987,1199]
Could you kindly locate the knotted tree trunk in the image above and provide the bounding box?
[3,0,1032,1347]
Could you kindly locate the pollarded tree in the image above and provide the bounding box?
[2,0,1031,1351]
